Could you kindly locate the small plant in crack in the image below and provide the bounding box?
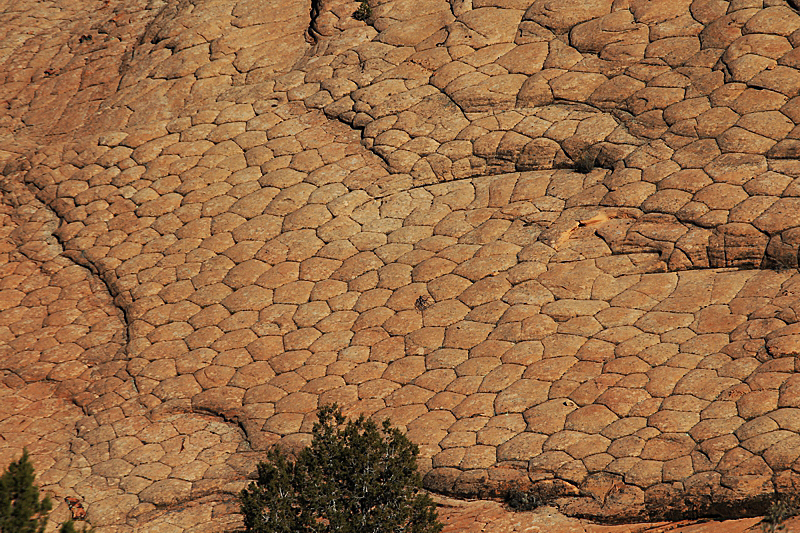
[574,149,597,174]
[504,483,544,512]
[414,295,432,312]
[762,495,800,532]
[353,0,372,21]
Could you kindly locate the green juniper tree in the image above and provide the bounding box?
[240,404,442,533]
[0,450,92,533]
[0,449,52,533]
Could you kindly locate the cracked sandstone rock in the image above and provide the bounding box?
[2,0,800,531]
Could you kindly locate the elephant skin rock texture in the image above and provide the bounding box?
[4,0,800,531]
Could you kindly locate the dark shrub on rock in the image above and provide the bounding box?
[240,404,442,533]
[0,449,51,533]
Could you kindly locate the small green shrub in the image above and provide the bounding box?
[353,0,371,21]
[762,495,800,533]
[574,150,596,174]
[240,404,443,533]
[502,480,547,512]
[504,489,542,512]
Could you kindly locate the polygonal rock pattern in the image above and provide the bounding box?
[2,0,800,530]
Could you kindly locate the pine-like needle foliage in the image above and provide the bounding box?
[240,405,443,533]
[0,449,52,533]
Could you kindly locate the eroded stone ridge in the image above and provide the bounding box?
[2,0,800,530]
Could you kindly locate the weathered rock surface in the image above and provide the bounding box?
[2,0,800,531]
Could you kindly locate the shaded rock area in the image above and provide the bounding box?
[2,0,800,530]
[434,495,781,533]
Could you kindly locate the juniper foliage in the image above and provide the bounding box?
[240,404,442,533]
[0,449,52,533]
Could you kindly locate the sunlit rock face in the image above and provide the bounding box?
[2,0,800,530]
